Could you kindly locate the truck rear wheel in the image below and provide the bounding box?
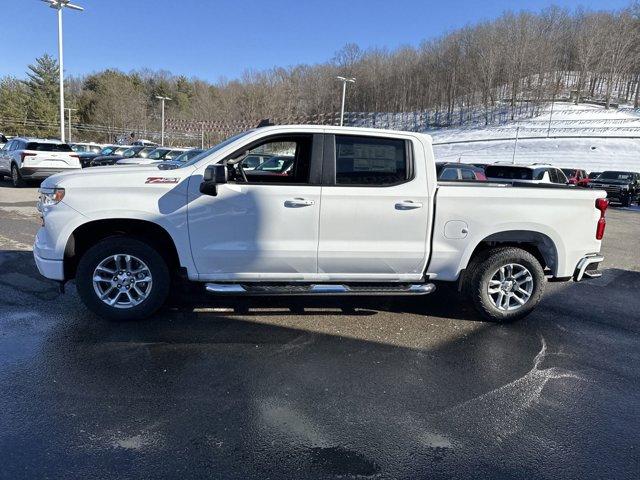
[466,247,545,322]
[76,236,170,321]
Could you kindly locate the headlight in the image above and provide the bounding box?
[37,187,65,210]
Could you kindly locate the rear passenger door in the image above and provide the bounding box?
[317,134,430,281]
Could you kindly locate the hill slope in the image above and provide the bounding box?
[431,103,640,172]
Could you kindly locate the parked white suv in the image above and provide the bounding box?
[34,125,607,322]
[0,137,81,187]
[485,163,569,185]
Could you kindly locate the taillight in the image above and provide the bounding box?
[595,198,608,240]
[20,152,36,161]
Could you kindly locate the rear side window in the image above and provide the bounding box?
[485,166,533,180]
[335,135,408,186]
[26,142,72,152]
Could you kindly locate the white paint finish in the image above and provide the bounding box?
[187,182,321,278]
[318,132,433,280]
[37,165,197,276]
[444,221,469,239]
[428,184,604,280]
[31,125,606,291]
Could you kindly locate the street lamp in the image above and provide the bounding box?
[65,107,77,142]
[336,76,356,126]
[155,96,171,146]
[40,0,84,143]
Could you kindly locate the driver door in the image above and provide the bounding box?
[187,133,323,281]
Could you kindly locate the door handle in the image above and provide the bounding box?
[285,198,315,207]
[395,200,423,210]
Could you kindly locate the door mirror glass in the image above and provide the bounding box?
[200,164,228,196]
[203,164,228,183]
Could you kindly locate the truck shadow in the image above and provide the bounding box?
[1,248,639,478]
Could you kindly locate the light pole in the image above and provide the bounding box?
[155,96,171,146]
[41,0,84,143]
[547,95,555,138]
[336,76,356,126]
[65,107,77,142]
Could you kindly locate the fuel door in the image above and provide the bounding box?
[444,220,469,239]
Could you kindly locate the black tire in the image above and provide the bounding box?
[621,195,631,207]
[11,164,25,188]
[465,247,545,323]
[76,236,170,321]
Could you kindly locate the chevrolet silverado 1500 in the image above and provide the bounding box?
[34,125,608,322]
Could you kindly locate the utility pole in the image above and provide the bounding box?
[336,76,356,126]
[512,124,520,164]
[200,122,205,149]
[547,95,555,138]
[41,0,84,142]
[65,107,77,142]
[155,96,171,146]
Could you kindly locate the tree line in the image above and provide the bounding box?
[0,4,639,142]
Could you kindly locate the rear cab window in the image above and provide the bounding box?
[485,166,533,180]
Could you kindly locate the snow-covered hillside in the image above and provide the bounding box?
[431,103,640,172]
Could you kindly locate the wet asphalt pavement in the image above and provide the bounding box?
[0,183,639,479]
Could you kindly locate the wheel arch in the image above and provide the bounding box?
[64,218,182,280]
[463,230,560,277]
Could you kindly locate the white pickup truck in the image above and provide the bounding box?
[34,125,608,322]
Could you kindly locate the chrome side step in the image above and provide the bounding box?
[205,283,436,296]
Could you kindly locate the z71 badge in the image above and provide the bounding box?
[145,177,179,184]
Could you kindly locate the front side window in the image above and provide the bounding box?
[335,135,408,186]
[231,136,312,184]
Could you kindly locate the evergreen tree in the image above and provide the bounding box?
[24,54,60,138]
[0,77,29,136]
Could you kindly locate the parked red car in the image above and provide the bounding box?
[562,168,589,187]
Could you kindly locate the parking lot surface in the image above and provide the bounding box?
[0,183,639,479]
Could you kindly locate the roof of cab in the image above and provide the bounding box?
[253,124,433,143]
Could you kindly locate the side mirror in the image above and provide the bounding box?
[200,164,227,196]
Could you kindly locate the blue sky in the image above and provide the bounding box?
[2,0,632,82]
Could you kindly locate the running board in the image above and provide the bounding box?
[205,283,436,296]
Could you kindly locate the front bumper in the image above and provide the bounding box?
[33,248,65,281]
[573,254,604,282]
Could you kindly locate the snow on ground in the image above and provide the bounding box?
[431,103,640,172]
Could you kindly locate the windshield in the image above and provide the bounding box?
[100,146,116,155]
[179,131,255,168]
[121,147,143,157]
[172,149,204,163]
[598,171,633,181]
[147,148,171,160]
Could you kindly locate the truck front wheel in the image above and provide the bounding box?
[76,236,170,321]
[466,247,545,322]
